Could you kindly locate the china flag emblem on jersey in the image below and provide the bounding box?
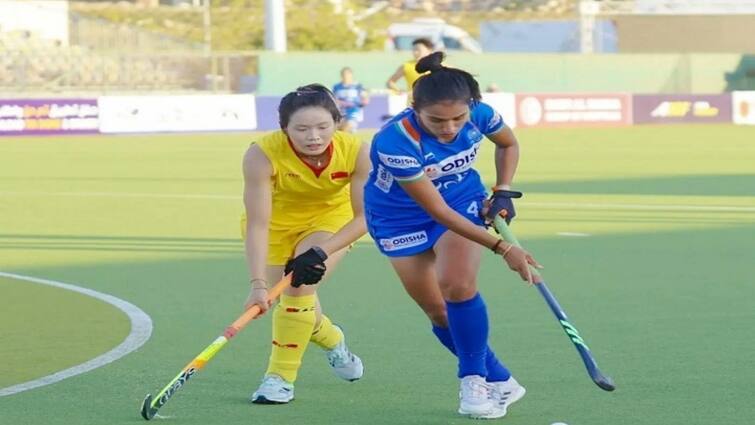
[330,171,349,180]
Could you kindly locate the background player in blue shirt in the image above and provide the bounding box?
[333,67,369,133]
[363,52,543,419]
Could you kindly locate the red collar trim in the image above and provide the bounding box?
[399,117,422,145]
[287,137,334,178]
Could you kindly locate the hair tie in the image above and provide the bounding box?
[295,89,319,96]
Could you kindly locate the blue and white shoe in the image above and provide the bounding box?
[325,325,364,381]
[251,374,294,404]
[458,375,506,419]
[489,377,526,416]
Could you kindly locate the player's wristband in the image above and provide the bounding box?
[250,278,268,289]
[491,239,504,253]
[310,246,328,261]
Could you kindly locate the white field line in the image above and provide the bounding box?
[68,191,236,200]
[523,201,755,213]
[0,272,153,397]
[1,191,754,213]
[0,191,237,200]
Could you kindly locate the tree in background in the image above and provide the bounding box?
[70,0,576,51]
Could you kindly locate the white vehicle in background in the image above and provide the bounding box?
[385,18,483,53]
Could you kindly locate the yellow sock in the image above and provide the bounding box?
[310,314,343,350]
[266,294,316,383]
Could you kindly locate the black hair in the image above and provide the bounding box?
[411,51,481,111]
[278,84,341,129]
[412,38,434,50]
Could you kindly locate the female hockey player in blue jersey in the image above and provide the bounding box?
[363,51,543,419]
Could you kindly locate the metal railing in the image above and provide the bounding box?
[69,12,204,53]
[0,50,258,95]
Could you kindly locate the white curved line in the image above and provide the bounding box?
[0,271,153,397]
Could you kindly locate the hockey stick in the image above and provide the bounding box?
[493,216,615,392]
[140,274,291,420]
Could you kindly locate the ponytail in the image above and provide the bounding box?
[412,52,481,111]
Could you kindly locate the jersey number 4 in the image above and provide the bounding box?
[466,200,479,216]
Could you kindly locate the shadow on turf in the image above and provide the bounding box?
[2,206,750,258]
[0,176,236,182]
[519,174,755,197]
[0,234,241,254]
[214,395,478,425]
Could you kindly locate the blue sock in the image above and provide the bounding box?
[432,324,511,382]
[485,350,512,382]
[446,293,489,378]
[431,324,456,352]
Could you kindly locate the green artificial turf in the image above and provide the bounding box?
[0,125,753,424]
[0,276,130,388]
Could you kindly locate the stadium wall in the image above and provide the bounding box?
[256,52,744,95]
[479,20,618,53]
[615,15,755,53]
[2,92,754,137]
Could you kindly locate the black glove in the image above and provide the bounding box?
[284,246,328,287]
[484,189,523,224]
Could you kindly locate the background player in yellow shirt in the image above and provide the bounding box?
[241,84,371,404]
[386,37,434,103]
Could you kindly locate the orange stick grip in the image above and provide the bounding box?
[224,274,291,339]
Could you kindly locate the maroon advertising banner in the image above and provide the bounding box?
[515,93,632,128]
[0,99,99,136]
[633,94,732,124]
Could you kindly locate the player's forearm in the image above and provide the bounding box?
[318,216,366,255]
[244,221,269,281]
[322,148,370,255]
[430,206,499,250]
[494,144,519,188]
[401,178,501,250]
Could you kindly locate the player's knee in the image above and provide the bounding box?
[438,278,478,302]
[423,304,448,327]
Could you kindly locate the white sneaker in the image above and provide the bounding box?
[251,374,294,404]
[325,325,364,381]
[489,377,526,415]
[458,375,506,419]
